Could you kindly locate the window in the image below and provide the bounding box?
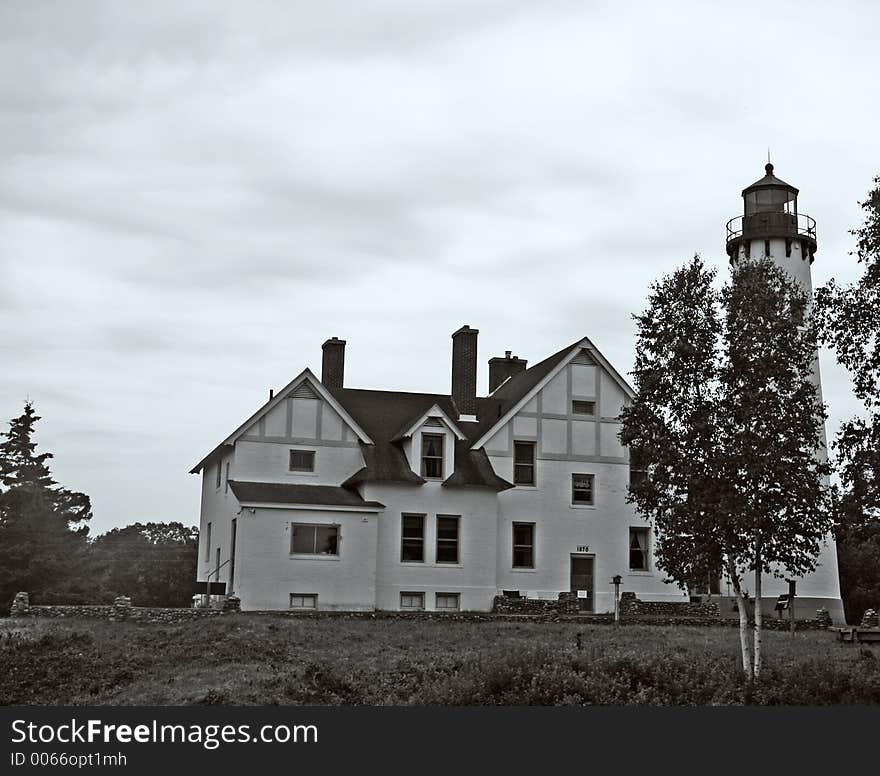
[629,449,648,488]
[291,524,339,555]
[224,461,230,493]
[436,515,459,564]
[401,514,425,562]
[572,473,595,505]
[290,593,317,609]
[436,593,460,611]
[512,523,535,568]
[629,528,650,571]
[513,441,536,485]
[204,522,212,562]
[289,449,315,472]
[215,461,222,489]
[572,400,596,415]
[421,433,444,478]
[400,592,425,610]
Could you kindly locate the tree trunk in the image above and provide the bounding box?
[728,565,753,680]
[753,554,763,679]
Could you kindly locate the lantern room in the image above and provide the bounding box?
[726,162,816,263]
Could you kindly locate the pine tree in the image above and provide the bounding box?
[0,402,92,611]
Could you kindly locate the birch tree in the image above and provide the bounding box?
[622,255,833,681]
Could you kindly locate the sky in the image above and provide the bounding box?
[1,0,878,536]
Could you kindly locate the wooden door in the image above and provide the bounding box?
[570,556,594,612]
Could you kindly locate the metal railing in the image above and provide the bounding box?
[726,212,816,242]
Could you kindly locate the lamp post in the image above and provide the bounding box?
[612,575,622,626]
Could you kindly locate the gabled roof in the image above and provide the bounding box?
[391,402,467,442]
[229,481,384,510]
[330,388,509,490]
[189,368,372,474]
[470,336,635,450]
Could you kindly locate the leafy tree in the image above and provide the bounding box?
[622,255,833,680]
[815,175,880,622]
[89,522,199,607]
[0,402,92,612]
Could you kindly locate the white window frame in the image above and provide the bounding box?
[420,433,445,479]
[629,527,651,572]
[435,515,460,564]
[512,522,535,569]
[400,592,425,610]
[435,592,460,611]
[290,523,340,556]
[289,449,316,472]
[513,441,536,486]
[290,593,318,609]
[400,513,426,563]
[571,473,596,506]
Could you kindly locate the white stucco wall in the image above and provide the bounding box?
[234,506,378,611]
[362,482,500,612]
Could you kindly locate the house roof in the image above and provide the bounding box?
[330,388,512,491]
[229,480,384,509]
[189,368,372,474]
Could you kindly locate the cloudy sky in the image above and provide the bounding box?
[2,0,878,535]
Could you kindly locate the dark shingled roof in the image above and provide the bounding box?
[330,387,514,491]
[229,481,384,508]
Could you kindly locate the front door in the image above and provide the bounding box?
[570,556,594,612]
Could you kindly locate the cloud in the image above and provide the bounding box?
[1,0,877,533]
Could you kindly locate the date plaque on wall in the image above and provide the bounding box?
[576,545,590,553]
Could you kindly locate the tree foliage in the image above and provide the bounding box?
[90,522,199,607]
[621,255,833,679]
[815,174,880,622]
[0,402,198,612]
[0,403,92,610]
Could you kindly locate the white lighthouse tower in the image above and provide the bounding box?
[725,162,845,624]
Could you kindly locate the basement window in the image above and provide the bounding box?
[400,592,425,610]
[435,593,460,611]
[291,524,339,555]
[290,593,317,609]
[289,449,316,472]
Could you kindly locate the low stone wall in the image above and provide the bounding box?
[8,592,233,624]
[619,592,721,617]
[6,591,830,629]
[492,592,580,616]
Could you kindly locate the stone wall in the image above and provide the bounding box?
[619,592,721,617]
[8,592,229,624]
[492,592,580,616]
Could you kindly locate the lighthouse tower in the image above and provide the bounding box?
[725,163,844,624]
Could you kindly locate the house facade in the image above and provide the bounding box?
[191,328,681,613]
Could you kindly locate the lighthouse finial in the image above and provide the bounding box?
[765,149,773,175]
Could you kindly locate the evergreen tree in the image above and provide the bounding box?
[0,402,92,611]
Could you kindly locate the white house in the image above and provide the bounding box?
[191,328,682,613]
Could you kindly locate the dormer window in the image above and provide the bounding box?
[421,433,444,478]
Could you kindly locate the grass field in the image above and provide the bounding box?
[2,615,879,705]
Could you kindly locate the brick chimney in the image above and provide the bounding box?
[321,337,346,389]
[451,325,479,417]
[488,351,528,393]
